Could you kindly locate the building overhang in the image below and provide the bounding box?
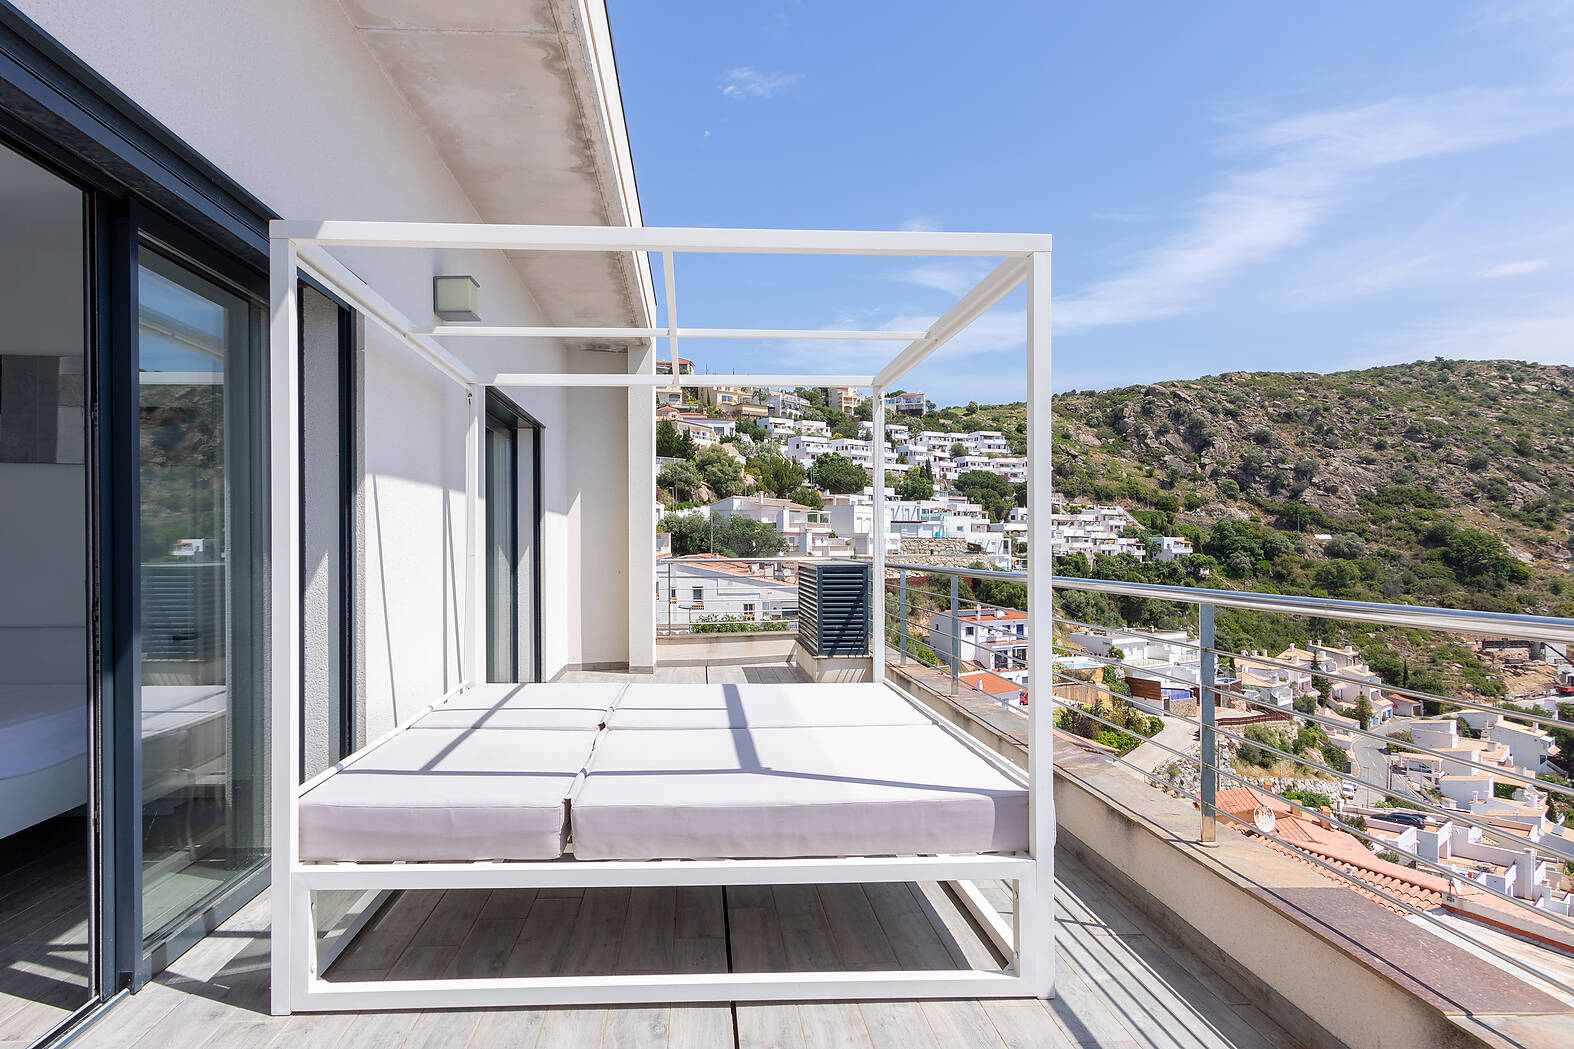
[340,0,655,347]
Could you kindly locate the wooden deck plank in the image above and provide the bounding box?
[330,890,442,974]
[617,888,677,975]
[256,1012,353,1049]
[735,1005,806,1049]
[863,883,965,971]
[601,1005,671,1049]
[665,1004,733,1049]
[726,891,786,973]
[329,1009,417,1049]
[674,886,726,941]
[672,933,728,975]
[468,1007,546,1049]
[797,1003,875,1049]
[505,895,583,977]
[195,1019,278,1049]
[920,1000,1008,1049]
[448,918,526,979]
[403,1010,485,1049]
[412,891,490,948]
[562,888,631,976]
[817,885,899,971]
[390,944,460,980]
[532,1008,608,1049]
[914,881,1003,970]
[480,889,540,921]
[1043,962,1137,1048]
[858,1001,941,1049]
[771,885,842,971]
[1059,927,1275,1049]
[978,999,1077,1049]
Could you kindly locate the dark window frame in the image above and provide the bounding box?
[484,388,542,684]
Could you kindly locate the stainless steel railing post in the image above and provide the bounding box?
[950,573,961,695]
[898,568,909,666]
[1199,601,1218,846]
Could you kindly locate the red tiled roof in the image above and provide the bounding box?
[960,670,1025,696]
[954,608,1028,622]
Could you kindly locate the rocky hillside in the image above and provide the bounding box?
[1048,360,1574,598]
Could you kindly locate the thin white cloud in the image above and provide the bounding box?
[890,261,992,296]
[1481,258,1553,279]
[899,215,941,232]
[1348,295,1574,369]
[720,67,803,100]
[768,306,1026,376]
[1056,86,1572,333]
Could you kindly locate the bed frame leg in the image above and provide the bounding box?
[1014,871,1054,999]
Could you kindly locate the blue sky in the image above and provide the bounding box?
[609,1,1574,404]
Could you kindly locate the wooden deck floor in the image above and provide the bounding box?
[60,846,1300,1049]
[0,816,91,1048]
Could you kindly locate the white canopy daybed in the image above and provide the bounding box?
[268,221,1052,1012]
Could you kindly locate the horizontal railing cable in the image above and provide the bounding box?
[1047,695,1574,948]
[1039,644,1574,800]
[1049,672,1573,883]
[1041,607,1574,734]
[1105,739,1574,998]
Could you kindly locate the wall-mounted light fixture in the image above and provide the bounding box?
[432,275,480,321]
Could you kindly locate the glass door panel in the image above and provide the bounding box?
[0,140,93,1045]
[485,421,517,682]
[136,246,265,950]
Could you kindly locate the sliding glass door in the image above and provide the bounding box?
[0,137,94,1047]
[134,245,267,953]
[484,392,540,684]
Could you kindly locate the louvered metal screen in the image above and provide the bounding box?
[796,560,870,656]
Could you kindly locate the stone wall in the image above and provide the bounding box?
[894,537,985,571]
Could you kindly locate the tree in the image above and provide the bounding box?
[810,453,869,494]
[657,459,705,502]
[656,419,688,458]
[750,452,806,498]
[659,512,711,555]
[735,418,767,442]
[955,469,1013,522]
[790,485,823,509]
[713,514,788,557]
[1354,694,1375,731]
[949,441,968,459]
[895,472,934,501]
[694,446,743,499]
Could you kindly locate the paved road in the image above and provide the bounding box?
[1126,714,1198,775]
[1349,721,1409,807]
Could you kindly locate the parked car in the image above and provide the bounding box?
[1380,810,1427,828]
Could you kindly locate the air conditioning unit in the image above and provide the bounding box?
[796,560,871,656]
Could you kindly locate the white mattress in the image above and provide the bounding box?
[299,726,598,862]
[570,724,1028,861]
[416,682,622,732]
[605,682,933,730]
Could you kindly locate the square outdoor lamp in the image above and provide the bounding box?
[432,274,480,321]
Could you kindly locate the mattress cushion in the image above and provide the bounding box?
[570,724,1027,860]
[299,726,597,862]
[418,682,624,731]
[605,682,932,730]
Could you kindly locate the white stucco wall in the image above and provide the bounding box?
[15,0,634,732]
